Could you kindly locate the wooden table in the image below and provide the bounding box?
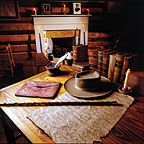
[0,65,143,143]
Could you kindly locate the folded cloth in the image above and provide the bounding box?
[27,92,134,143]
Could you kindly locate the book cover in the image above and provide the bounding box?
[108,53,116,81]
[113,52,132,83]
[88,46,104,68]
[73,45,88,62]
[101,50,117,77]
[97,49,111,75]
[120,53,139,82]
[15,81,61,98]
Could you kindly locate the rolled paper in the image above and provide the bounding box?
[123,68,130,89]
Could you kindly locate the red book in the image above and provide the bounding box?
[15,81,61,98]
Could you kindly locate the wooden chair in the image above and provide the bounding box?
[0,44,24,88]
[6,44,16,77]
[0,44,15,78]
[35,53,51,74]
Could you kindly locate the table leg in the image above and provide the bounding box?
[0,109,15,144]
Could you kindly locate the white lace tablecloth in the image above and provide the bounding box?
[27,92,134,143]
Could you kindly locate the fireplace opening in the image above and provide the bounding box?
[44,29,80,58]
[52,37,75,57]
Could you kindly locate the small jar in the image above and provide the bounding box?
[66,52,73,66]
[46,53,54,61]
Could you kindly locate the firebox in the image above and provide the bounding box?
[52,37,74,57]
[43,29,79,57]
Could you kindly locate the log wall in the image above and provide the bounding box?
[0,0,120,78]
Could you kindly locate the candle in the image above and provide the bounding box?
[82,25,85,45]
[123,69,130,89]
[82,24,85,32]
[33,8,37,15]
[87,9,90,15]
[64,4,66,13]
[38,26,40,33]
[76,28,79,45]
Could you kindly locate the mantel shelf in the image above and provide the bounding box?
[32,14,92,17]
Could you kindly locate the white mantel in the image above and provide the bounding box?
[33,15,91,53]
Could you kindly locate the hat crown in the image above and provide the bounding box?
[75,71,100,91]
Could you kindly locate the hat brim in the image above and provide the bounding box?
[64,76,113,99]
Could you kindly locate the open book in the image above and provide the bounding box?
[15,81,61,98]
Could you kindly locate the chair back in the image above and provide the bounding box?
[6,44,15,77]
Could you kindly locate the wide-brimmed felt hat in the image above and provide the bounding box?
[64,70,113,98]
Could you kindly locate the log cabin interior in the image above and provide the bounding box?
[0,0,143,87]
[0,0,143,143]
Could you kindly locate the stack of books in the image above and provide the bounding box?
[101,49,117,77]
[108,52,139,84]
[73,45,88,62]
[97,48,112,75]
[87,47,140,84]
[88,46,104,69]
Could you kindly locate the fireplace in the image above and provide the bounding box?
[33,15,91,57]
[43,29,79,57]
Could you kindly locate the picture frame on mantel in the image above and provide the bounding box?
[42,3,51,14]
[73,3,81,14]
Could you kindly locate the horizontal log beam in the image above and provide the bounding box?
[0,30,34,35]
[0,52,35,61]
[0,18,33,23]
[0,44,36,53]
[0,23,34,31]
[0,40,35,45]
[88,32,111,38]
[88,41,112,47]
[19,7,35,13]
[0,34,35,42]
